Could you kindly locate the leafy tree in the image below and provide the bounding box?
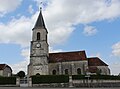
[17,71,25,78]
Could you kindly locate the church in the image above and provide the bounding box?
[28,9,110,76]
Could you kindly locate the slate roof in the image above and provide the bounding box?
[34,8,46,29]
[49,50,87,63]
[0,64,12,71]
[88,57,108,66]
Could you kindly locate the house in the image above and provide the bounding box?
[0,64,12,77]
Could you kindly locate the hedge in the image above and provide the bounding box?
[90,75,120,80]
[0,77,16,85]
[72,75,120,80]
[31,75,69,84]
[72,75,85,80]
[31,75,120,84]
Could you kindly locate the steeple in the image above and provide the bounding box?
[34,8,46,29]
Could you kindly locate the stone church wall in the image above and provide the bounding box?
[48,60,88,75]
[97,66,110,75]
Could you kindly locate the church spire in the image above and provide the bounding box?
[34,7,46,29]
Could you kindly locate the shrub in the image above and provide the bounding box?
[72,75,85,80]
[31,75,69,84]
[72,75,120,80]
[0,77,16,85]
[90,75,120,80]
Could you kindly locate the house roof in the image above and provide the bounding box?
[49,50,87,63]
[88,57,108,66]
[0,64,12,72]
[0,64,6,70]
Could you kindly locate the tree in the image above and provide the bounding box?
[17,71,25,78]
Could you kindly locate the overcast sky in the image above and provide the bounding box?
[0,0,120,75]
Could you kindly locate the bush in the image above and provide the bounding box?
[90,75,120,80]
[0,77,16,85]
[31,75,69,84]
[72,75,85,80]
[72,75,120,80]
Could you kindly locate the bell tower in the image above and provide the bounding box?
[28,8,49,76]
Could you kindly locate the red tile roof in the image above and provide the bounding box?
[89,66,98,73]
[88,57,108,66]
[49,50,87,63]
[0,64,6,70]
[0,64,12,71]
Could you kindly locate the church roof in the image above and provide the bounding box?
[89,66,98,73]
[0,64,12,71]
[34,8,46,29]
[49,50,87,63]
[88,57,108,66]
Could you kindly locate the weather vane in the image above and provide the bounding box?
[39,1,47,11]
[40,2,43,11]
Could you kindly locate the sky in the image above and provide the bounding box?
[0,0,120,75]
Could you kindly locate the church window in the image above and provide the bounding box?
[65,69,69,75]
[52,70,56,75]
[37,32,40,40]
[77,68,81,75]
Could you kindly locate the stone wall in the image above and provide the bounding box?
[48,61,88,75]
[97,66,110,75]
[32,83,69,87]
[73,80,120,87]
[31,79,120,88]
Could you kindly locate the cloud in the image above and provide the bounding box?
[34,0,49,8]
[49,47,63,53]
[0,16,33,47]
[28,5,34,14]
[110,62,120,75]
[110,42,120,75]
[0,0,22,17]
[89,52,101,58]
[83,26,97,36]
[112,42,120,57]
[1,0,120,47]
[42,0,120,25]
[48,26,74,46]
[0,10,74,47]
[10,48,30,74]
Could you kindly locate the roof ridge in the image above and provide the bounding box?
[49,50,86,54]
[88,57,99,59]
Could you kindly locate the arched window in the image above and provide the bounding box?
[77,68,81,75]
[52,70,56,75]
[36,73,40,76]
[37,32,40,40]
[65,69,69,75]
